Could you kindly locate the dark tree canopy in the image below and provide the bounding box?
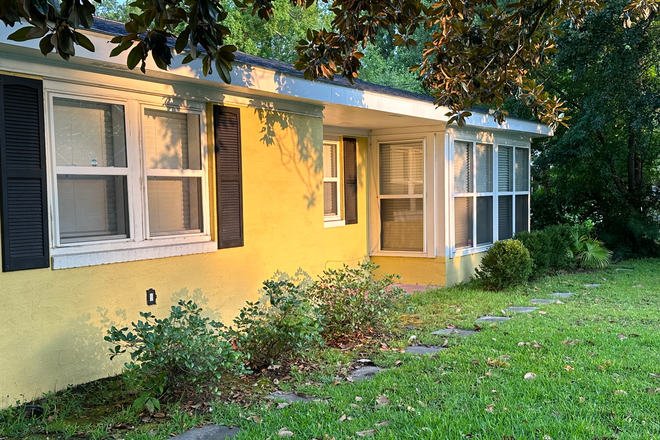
[1,0,658,125]
[530,0,660,257]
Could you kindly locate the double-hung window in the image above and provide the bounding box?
[53,97,129,243]
[379,141,424,252]
[323,141,341,221]
[47,88,212,268]
[453,140,529,254]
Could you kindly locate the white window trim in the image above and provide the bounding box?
[447,131,531,258]
[44,82,214,269]
[322,140,342,224]
[372,137,429,257]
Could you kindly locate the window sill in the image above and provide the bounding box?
[324,219,346,228]
[451,244,492,258]
[370,250,434,258]
[51,240,218,269]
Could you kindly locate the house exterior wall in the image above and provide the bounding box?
[371,256,446,286]
[0,65,368,407]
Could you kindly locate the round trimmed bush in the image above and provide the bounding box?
[475,239,533,291]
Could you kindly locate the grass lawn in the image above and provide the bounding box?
[2,259,660,439]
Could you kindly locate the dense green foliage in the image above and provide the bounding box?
[105,300,245,410]
[529,0,660,258]
[311,261,406,340]
[514,225,576,277]
[227,273,324,370]
[475,240,534,291]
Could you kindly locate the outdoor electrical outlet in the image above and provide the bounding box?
[146,288,157,305]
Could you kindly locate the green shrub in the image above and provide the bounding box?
[514,224,576,277]
[105,300,244,411]
[475,239,534,291]
[227,271,324,370]
[310,261,406,340]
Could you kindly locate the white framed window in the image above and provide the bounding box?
[452,138,529,256]
[322,141,342,223]
[379,141,425,252]
[45,84,214,269]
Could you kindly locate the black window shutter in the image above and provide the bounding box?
[0,74,49,271]
[213,105,244,248]
[343,137,358,225]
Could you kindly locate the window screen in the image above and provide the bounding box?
[148,177,201,235]
[379,142,424,252]
[515,194,529,233]
[455,197,473,249]
[498,146,513,192]
[454,141,472,193]
[476,143,492,193]
[323,143,339,217]
[476,196,493,245]
[515,148,529,192]
[498,195,513,240]
[144,110,201,170]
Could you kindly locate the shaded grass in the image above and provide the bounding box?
[2,259,660,439]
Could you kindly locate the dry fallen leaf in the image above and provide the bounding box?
[278,428,294,437]
[524,372,537,380]
[579,397,586,403]
[564,365,575,371]
[355,396,363,402]
[339,414,347,422]
[376,395,390,407]
[617,334,628,340]
[649,373,660,378]
[539,311,547,315]
[394,360,403,366]
[614,390,627,395]
[485,404,495,412]
[356,429,376,437]
[374,421,390,427]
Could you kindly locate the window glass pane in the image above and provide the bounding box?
[476,143,493,193]
[323,181,338,216]
[515,148,529,191]
[380,142,424,195]
[58,175,128,242]
[148,177,202,235]
[454,197,473,248]
[515,194,529,233]
[323,143,338,178]
[476,196,493,245]
[454,141,472,193]
[53,98,126,167]
[498,146,513,191]
[144,110,201,170]
[380,198,423,251]
[498,195,513,240]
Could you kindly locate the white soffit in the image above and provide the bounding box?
[0,24,552,137]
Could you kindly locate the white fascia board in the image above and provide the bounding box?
[0,25,552,136]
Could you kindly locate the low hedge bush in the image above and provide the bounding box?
[475,239,533,291]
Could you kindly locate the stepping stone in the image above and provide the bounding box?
[171,425,239,440]
[506,306,539,313]
[585,284,600,287]
[349,366,383,382]
[431,328,477,337]
[404,346,446,355]
[475,316,511,323]
[530,299,556,304]
[552,292,574,298]
[266,391,317,403]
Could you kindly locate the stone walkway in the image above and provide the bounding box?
[172,289,577,440]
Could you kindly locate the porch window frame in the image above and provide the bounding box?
[43,82,214,269]
[449,133,530,259]
[376,138,428,256]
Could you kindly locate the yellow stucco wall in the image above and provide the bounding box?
[445,253,485,286]
[322,137,370,271]
[0,105,368,407]
[370,256,446,286]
